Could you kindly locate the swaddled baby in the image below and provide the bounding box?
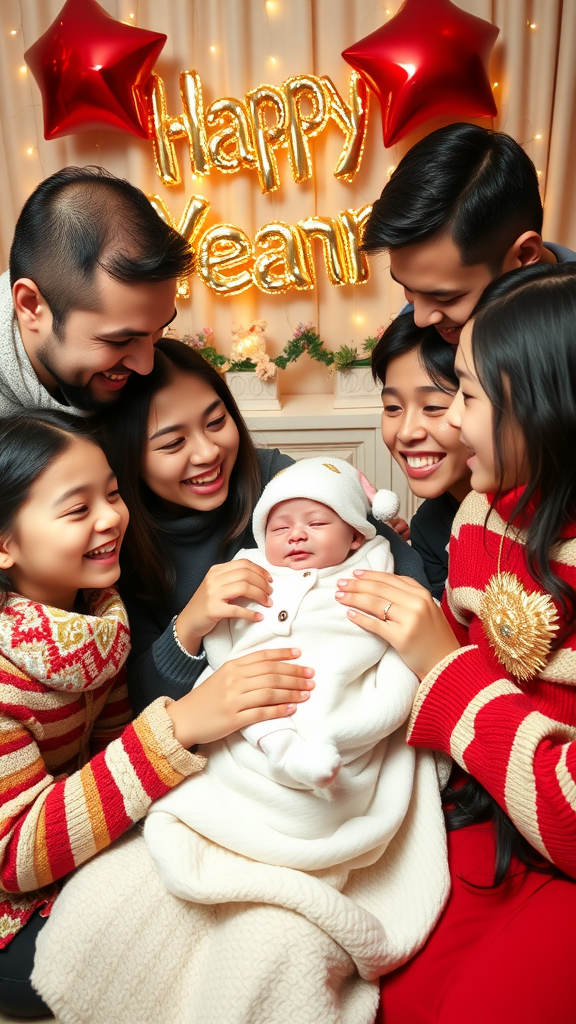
[147,458,424,873]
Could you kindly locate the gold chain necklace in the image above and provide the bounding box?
[479,527,559,682]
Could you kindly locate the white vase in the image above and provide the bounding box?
[225,370,281,410]
[333,366,381,408]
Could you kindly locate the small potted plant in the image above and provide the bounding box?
[181,323,280,410]
[224,321,280,410]
[332,334,381,408]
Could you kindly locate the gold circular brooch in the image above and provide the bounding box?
[480,571,559,682]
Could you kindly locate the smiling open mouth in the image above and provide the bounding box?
[183,465,222,485]
[182,464,225,493]
[437,325,461,342]
[400,452,447,478]
[84,540,118,560]
[97,372,131,390]
[403,454,445,468]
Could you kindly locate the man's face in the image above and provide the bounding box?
[389,234,495,345]
[36,271,177,411]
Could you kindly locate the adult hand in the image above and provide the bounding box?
[175,559,274,655]
[167,647,315,748]
[335,571,459,680]
[387,517,411,541]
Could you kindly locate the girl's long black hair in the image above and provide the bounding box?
[98,337,261,603]
[445,262,576,886]
[0,410,96,606]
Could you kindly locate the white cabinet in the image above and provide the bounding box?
[246,394,419,522]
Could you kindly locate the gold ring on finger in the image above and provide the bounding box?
[382,601,392,620]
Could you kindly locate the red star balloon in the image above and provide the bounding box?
[342,0,499,148]
[24,0,166,140]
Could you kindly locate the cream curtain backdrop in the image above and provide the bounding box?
[0,0,574,394]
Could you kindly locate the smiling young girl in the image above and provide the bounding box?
[0,411,313,1018]
[336,262,576,1023]
[99,337,429,717]
[373,313,471,597]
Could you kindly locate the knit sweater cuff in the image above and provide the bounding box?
[135,697,207,782]
[407,645,512,755]
[152,622,207,686]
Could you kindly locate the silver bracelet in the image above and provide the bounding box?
[171,616,206,660]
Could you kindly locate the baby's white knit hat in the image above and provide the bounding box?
[252,456,400,551]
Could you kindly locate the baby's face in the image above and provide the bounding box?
[265,498,363,569]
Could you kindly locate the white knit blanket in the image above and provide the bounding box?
[32,748,449,1024]
[155,541,422,874]
[0,270,81,415]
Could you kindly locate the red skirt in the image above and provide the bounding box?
[378,821,576,1024]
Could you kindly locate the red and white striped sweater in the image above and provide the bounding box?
[0,587,205,945]
[408,488,576,879]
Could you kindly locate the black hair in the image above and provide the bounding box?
[9,166,193,336]
[371,312,458,392]
[445,262,576,887]
[362,124,543,273]
[0,410,97,606]
[472,262,576,625]
[98,338,261,602]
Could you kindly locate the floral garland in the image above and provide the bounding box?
[180,323,381,380]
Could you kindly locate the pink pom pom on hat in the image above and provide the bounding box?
[252,456,400,551]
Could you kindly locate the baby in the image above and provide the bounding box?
[147,458,424,874]
[230,457,409,791]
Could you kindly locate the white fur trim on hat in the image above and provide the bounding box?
[252,457,399,551]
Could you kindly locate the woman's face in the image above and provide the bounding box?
[381,347,472,503]
[0,437,128,611]
[447,321,528,494]
[142,372,240,514]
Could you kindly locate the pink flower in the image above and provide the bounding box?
[293,321,315,338]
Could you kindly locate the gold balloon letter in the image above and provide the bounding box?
[283,76,329,184]
[297,216,348,286]
[148,194,211,298]
[179,70,210,178]
[246,85,288,194]
[197,225,254,296]
[206,97,257,173]
[338,204,373,284]
[253,222,314,293]
[148,74,184,186]
[323,73,369,183]
[148,71,210,186]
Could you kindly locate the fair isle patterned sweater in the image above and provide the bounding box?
[408,488,576,878]
[0,587,205,945]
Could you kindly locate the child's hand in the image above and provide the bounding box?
[335,571,459,680]
[167,647,314,748]
[175,560,274,654]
